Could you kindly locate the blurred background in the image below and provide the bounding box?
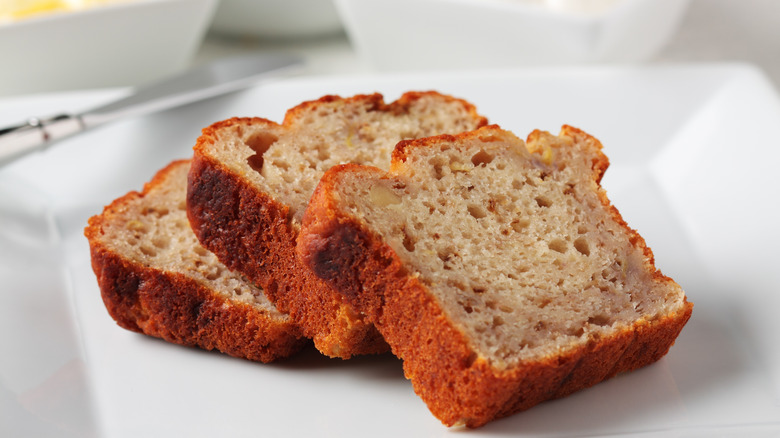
[0,0,778,97]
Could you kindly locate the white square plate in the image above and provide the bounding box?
[1,64,779,437]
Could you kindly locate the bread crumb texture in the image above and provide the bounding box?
[318,125,690,369]
[90,161,288,317]
[206,92,486,225]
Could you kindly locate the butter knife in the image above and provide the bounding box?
[0,53,303,167]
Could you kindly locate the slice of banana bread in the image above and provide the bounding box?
[85,160,307,363]
[187,92,487,358]
[298,125,693,426]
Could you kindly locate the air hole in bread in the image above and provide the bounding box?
[548,239,567,254]
[467,204,487,219]
[142,206,169,217]
[245,132,278,172]
[431,157,446,180]
[265,279,279,301]
[535,196,552,208]
[471,150,494,167]
[464,351,478,368]
[569,327,586,337]
[140,245,157,257]
[458,297,476,313]
[450,280,468,292]
[247,155,264,172]
[486,197,501,214]
[316,144,330,161]
[317,108,334,117]
[574,237,590,256]
[402,230,416,252]
[587,314,611,327]
[152,236,170,249]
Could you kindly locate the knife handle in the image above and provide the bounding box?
[0,114,84,168]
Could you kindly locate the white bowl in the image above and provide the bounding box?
[209,0,343,40]
[335,0,690,71]
[0,0,217,96]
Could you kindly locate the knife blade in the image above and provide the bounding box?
[0,53,303,167]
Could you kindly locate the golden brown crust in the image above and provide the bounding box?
[284,91,487,128]
[298,126,693,427]
[85,161,308,363]
[187,92,485,358]
[189,119,388,358]
[391,124,521,167]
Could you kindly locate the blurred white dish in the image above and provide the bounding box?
[0,0,217,96]
[545,0,623,15]
[335,0,690,71]
[209,0,343,39]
